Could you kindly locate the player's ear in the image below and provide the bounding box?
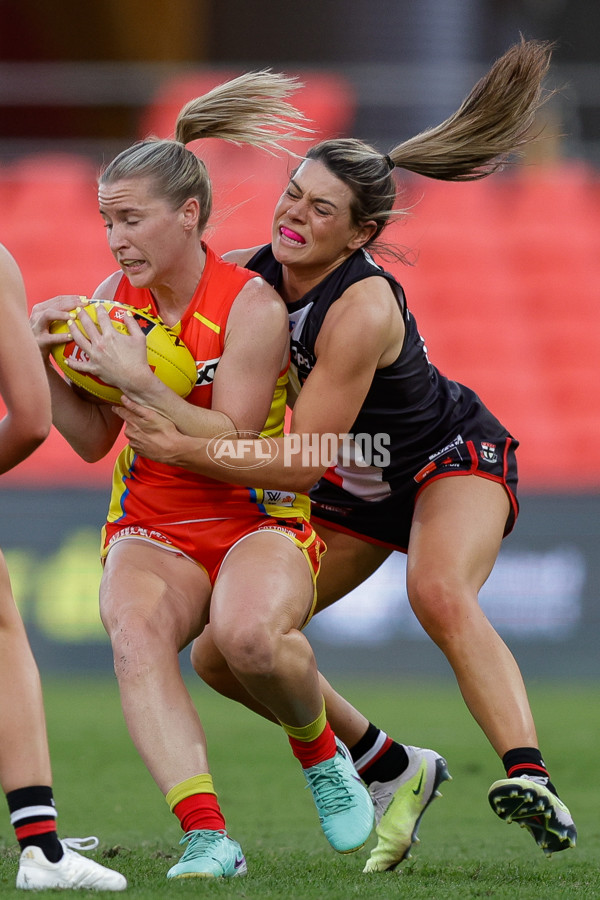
[181,198,200,232]
[348,220,377,251]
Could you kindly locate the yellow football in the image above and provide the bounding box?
[49,299,197,404]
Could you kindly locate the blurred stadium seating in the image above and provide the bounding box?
[0,73,598,493]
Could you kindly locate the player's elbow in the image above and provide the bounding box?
[60,428,115,463]
[75,442,111,464]
[77,448,101,464]
[13,408,52,449]
[5,423,50,467]
[19,432,48,459]
[29,418,52,446]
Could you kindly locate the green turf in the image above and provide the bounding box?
[0,676,597,898]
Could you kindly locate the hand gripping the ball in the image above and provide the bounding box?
[48,299,197,404]
[65,302,150,397]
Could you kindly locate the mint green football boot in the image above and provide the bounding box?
[166,829,247,879]
[303,738,375,853]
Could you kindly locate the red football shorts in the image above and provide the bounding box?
[102,515,326,624]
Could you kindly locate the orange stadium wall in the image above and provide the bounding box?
[1,151,599,492]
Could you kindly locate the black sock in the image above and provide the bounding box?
[350,723,410,786]
[502,747,558,797]
[6,786,64,863]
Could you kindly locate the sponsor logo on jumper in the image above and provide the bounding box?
[290,340,316,380]
[195,357,220,386]
[262,490,297,506]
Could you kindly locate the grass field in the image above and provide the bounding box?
[0,675,597,898]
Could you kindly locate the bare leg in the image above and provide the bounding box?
[209,531,323,727]
[312,523,392,609]
[209,528,374,857]
[191,525,391,744]
[407,475,537,757]
[100,540,212,794]
[0,552,51,792]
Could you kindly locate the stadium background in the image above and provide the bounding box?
[0,0,598,681]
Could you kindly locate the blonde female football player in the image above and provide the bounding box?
[29,72,376,880]
[115,40,577,870]
[0,243,127,891]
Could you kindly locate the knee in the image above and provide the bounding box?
[213,619,278,680]
[407,572,474,648]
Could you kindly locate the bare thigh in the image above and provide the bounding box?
[210,530,315,637]
[312,522,392,612]
[100,539,212,651]
[406,475,510,627]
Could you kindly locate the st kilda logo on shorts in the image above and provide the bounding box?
[480,441,498,463]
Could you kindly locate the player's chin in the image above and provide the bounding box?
[121,262,150,283]
[273,239,307,264]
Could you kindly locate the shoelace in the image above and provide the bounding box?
[521,775,550,788]
[305,760,356,815]
[370,790,392,819]
[62,837,100,852]
[180,829,226,856]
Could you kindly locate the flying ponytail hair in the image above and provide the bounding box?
[174,69,312,151]
[385,37,553,181]
[99,70,311,234]
[307,38,554,255]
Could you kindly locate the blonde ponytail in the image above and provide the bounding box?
[174,69,312,153]
[100,69,312,235]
